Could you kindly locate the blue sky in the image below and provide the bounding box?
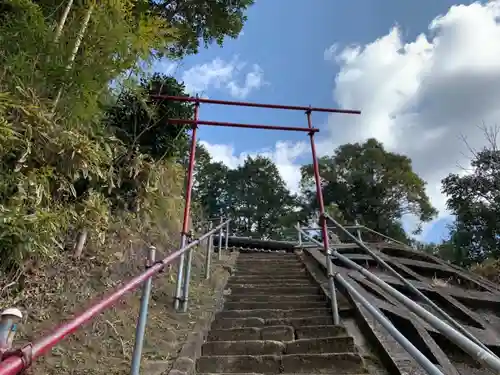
[153,0,500,243]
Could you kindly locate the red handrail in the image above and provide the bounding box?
[0,220,229,375]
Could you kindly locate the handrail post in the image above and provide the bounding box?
[305,108,340,325]
[130,246,156,375]
[218,216,223,260]
[354,219,362,242]
[297,223,302,246]
[181,236,194,313]
[225,220,229,250]
[205,221,213,280]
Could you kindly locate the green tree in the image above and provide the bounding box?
[193,145,231,218]
[29,0,254,59]
[151,0,255,57]
[441,127,500,264]
[193,154,301,239]
[301,138,437,242]
[101,73,195,213]
[105,73,193,161]
[227,156,299,239]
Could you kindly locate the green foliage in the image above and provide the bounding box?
[0,88,114,269]
[0,0,255,270]
[105,73,193,161]
[151,0,255,58]
[194,154,300,239]
[301,138,437,242]
[441,131,500,264]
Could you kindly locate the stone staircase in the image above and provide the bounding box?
[196,250,368,374]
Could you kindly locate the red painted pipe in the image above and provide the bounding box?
[306,111,330,250]
[167,118,319,133]
[181,106,199,238]
[0,220,230,375]
[0,262,162,375]
[151,95,361,115]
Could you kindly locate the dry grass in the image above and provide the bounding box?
[0,221,232,375]
[470,258,500,284]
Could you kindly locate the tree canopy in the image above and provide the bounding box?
[300,138,437,242]
[440,128,500,265]
[193,154,301,240]
[0,0,252,269]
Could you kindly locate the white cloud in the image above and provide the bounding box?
[181,57,265,99]
[320,1,500,236]
[199,140,307,195]
[200,1,500,241]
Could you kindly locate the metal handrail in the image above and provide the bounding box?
[297,228,444,375]
[0,218,231,375]
[358,225,411,248]
[297,220,500,372]
[324,213,498,359]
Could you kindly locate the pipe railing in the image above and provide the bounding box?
[297,228,444,375]
[324,213,498,359]
[0,218,231,375]
[296,222,500,372]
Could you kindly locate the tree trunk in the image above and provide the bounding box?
[53,3,94,109]
[54,0,74,43]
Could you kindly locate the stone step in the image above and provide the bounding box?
[196,353,365,373]
[225,294,325,303]
[227,282,316,289]
[217,308,332,320]
[287,336,356,354]
[207,324,347,342]
[211,315,335,330]
[229,275,312,282]
[229,286,320,295]
[236,259,302,263]
[208,325,296,342]
[234,274,309,279]
[234,268,306,274]
[224,301,327,310]
[202,336,355,356]
[199,373,368,375]
[295,325,348,339]
[235,258,302,267]
[237,255,298,260]
[235,262,303,268]
[237,256,300,261]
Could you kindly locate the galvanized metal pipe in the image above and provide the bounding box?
[173,234,187,311]
[360,225,409,248]
[205,221,213,280]
[130,246,156,375]
[296,224,339,324]
[354,220,362,242]
[324,213,498,359]
[181,244,194,313]
[298,227,500,372]
[218,216,223,260]
[300,225,361,231]
[225,221,229,250]
[336,273,445,375]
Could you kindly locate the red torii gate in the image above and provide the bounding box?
[150,95,361,313]
[0,96,360,375]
